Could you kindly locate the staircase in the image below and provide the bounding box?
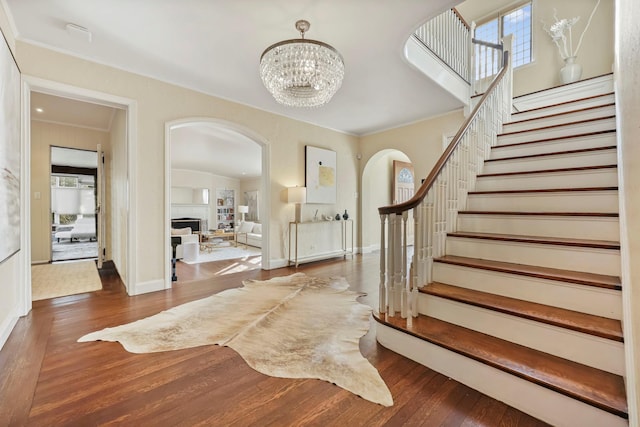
[374,81,628,426]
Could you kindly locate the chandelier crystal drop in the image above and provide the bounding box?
[260,20,345,108]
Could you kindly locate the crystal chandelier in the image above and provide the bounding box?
[260,20,345,108]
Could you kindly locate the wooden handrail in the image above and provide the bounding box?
[452,8,471,30]
[471,38,504,50]
[379,50,510,216]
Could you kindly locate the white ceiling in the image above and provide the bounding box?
[7,0,463,137]
[31,92,115,131]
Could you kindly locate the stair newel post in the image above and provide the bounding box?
[401,210,409,319]
[379,214,387,314]
[393,213,403,313]
[387,213,396,317]
[502,34,514,124]
[411,202,421,317]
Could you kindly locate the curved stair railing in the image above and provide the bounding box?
[378,36,513,318]
[413,8,471,83]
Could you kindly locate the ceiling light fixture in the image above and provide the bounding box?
[260,20,345,108]
[35,108,44,113]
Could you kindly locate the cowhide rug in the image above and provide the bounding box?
[78,272,393,406]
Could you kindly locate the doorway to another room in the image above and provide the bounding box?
[50,147,99,262]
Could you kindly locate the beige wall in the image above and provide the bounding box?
[615,0,640,421]
[457,0,614,96]
[30,121,110,264]
[14,40,358,289]
[359,110,465,249]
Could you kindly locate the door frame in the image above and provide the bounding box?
[20,75,137,315]
[164,118,271,287]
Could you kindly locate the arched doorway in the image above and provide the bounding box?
[361,149,413,253]
[164,119,270,286]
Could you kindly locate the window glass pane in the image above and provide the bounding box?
[57,176,78,188]
[502,3,532,67]
[474,19,500,79]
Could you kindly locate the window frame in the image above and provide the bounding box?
[474,1,534,70]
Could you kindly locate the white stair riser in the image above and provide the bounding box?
[504,105,616,133]
[512,75,614,112]
[377,325,628,427]
[512,94,616,122]
[417,294,625,375]
[432,262,622,319]
[482,149,617,174]
[497,117,616,146]
[457,215,620,241]
[490,133,616,159]
[445,237,620,276]
[466,191,619,213]
[475,169,618,191]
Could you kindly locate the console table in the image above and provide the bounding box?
[288,219,354,267]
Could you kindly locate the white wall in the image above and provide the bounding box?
[109,108,128,288]
[171,169,240,231]
[239,177,262,222]
[615,0,640,422]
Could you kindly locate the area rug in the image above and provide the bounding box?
[182,245,261,264]
[32,260,102,301]
[78,272,393,406]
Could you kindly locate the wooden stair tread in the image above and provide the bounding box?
[498,115,615,137]
[458,211,618,217]
[477,164,616,178]
[374,313,628,418]
[422,282,623,342]
[468,187,617,195]
[485,145,616,163]
[447,231,620,250]
[492,129,616,150]
[507,103,615,126]
[434,255,621,290]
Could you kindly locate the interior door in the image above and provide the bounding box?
[97,144,105,268]
[392,160,415,204]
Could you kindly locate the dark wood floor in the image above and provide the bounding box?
[0,254,550,426]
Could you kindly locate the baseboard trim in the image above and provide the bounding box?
[0,311,18,352]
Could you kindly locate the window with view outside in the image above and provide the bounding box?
[474,2,532,80]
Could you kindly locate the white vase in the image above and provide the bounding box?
[560,56,583,84]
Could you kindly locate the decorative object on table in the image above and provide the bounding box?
[286,186,306,223]
[335,213,341,221]
[305,145,337,204]
[313,209,319,222]
[342,210,349,220]
[322,214,333,221]
[78,273,393,407]
[542,0,601,84]
[260,20,345,108]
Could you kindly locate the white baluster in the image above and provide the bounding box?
[401,211,409,318]
[387,214,395,317]
[379,214,387,314]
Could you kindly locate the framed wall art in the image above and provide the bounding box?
[0,29,21,264]
[305,145,336,204]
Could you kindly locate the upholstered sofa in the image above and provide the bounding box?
[235,221,262,248]
[54,217,97,242]
[171,227,199,259]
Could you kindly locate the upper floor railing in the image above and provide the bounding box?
[413,8,471,83]
[378,36,512,318]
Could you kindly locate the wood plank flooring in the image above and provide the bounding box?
[0,254,550,426]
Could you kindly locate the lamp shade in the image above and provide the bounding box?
[286,187,307,204]
[238,205,249,214]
